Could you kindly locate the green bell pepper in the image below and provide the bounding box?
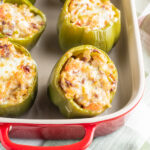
[0,0,46,50]
[58,0,121,53]
[0,39,38,117]
[60,0,66,3]
[28,0,36,4]
[48,45,118,118]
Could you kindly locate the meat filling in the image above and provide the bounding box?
[0,39,36,104]
[0,3,44,38]
[68,0,118,30]
[60,49,117,111]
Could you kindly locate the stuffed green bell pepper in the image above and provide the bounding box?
[0,38,37,117]
[0,0,46,50]
[48,45,118,118]
[58,0,121,53]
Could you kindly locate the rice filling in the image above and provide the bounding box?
[0,39,36,104]
[0,3,44,38]
[68,0,118,30]
[60,49,117,111]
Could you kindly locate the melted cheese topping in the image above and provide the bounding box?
[0,3,44,38]
[68,0,118,30]
[0,39,36,104]
[60,50,117,111]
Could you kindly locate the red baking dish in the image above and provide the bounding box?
[0,0,145,149]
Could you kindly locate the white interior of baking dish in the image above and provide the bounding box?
[0,0,144,124]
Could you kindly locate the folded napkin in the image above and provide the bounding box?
[1,0,150,149]
[139,4,150,77]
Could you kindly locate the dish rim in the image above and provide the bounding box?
[0,0,145,125]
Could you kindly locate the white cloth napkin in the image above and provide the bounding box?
[1,0,150,149]
[139,4,150,77]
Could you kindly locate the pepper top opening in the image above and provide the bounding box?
[59,48,117,112]
[68,0,119,30]
[0,2,44,38]
[0,38,37,105]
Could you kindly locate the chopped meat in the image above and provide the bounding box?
[69,0,118,30]
[60,50,117,111]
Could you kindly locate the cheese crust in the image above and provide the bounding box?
[0,39,36,104]
[0,3,44,38]
[60,49,117,111]
[68,0,118,30]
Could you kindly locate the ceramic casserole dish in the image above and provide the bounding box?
[0,0,145,149]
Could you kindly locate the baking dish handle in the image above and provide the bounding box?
[0,124,96,150]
